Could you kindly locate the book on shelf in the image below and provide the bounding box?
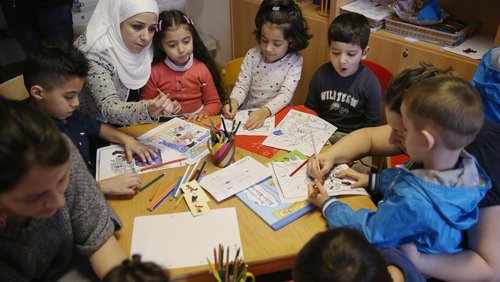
[236,150,314,231]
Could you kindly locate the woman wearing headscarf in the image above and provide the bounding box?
[75,0,176,125]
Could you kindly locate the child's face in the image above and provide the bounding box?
[385,107,406,152]
[328,41,367,77]
[401,101,426,162]
[120,12,158,54]
[0,162,69,220]
[161,24,193,66]
[259,22,289,63]
[35,77,84,120]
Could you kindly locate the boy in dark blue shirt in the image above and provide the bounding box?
[25,42,157,196]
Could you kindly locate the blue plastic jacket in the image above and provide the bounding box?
[322,160,491,254]
[472,47,500,123]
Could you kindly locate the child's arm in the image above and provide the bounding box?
[262,55,303,116]
[226,50,254,118]
[187,71,222,122]
[98,173,141,196]
[99,124,157,163]
[400,206,500,281]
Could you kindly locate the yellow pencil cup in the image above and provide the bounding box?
[240,272,255,282]
[207,139,236,168]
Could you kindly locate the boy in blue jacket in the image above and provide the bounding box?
[308,76,491,255]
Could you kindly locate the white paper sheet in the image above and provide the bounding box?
[270,161,368,203]
[199,156,271,202]
[130,208,243,269]
[443,34,493,60]
[221,109,275,136]
[262,109,337,156]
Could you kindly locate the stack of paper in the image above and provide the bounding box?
[340,0,394,30]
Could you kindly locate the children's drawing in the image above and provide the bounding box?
[199,156,271,202]
[262,109,337,156]
[270,160,367,203]
[138,118,210,164]
[96,145,180,181]
[221,109,275,136]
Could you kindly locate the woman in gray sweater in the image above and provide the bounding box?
[0,99,125,280]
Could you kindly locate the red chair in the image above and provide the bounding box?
[362,60,393,95]
[362,60,394,171]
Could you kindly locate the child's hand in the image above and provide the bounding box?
[122,137,157,163]
[307,153,335,184]
[148,93,173,118]
[335,168,368,188]
[161,99,182,117]
[98,173,141,196]
[244,107,270,130]
[307,179,329,208]
[186,113,208,122]
[222,98,239,119]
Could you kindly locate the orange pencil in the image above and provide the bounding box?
[140,157,187,172]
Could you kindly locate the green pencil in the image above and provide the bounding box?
[139,173,166,192]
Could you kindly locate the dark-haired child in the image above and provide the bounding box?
[223,0,312,130]
[141,10,223,122]
[25,42,156,196]
[103,254,170,282]
[305,12,381,143]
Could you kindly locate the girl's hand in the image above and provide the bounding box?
[244,107,270,130]
[307,153,335,184]
[222,98,239,119]
[122,137,157,163]
[335,168,369,188]
[187,113,208,122]
[98,173,141,196]
[307,179,329,208]
[148,93,174,118]
[399,243,422,265]
[162,99,182,116]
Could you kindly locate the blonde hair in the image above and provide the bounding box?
[403,76,483,150]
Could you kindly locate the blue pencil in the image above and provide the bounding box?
[147,184,176,211]
[170,176,184,200]
[233,121,242,137]
[196,161,207,181]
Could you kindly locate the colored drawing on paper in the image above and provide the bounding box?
[262,109,337,156]
[138,118,210,162]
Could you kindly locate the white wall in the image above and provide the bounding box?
[185,0,231,67]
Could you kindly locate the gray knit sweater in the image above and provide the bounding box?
[0,135,122,281]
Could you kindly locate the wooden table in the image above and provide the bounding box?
[108,120,376,282]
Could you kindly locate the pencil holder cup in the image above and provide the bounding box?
[207,139,235,168]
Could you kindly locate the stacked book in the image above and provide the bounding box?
[340,0,394,30]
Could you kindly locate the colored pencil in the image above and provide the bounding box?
[139,173,165,192]
[232,121,242,137]
[186,159,201,183]
[173,192,184,209]
[289,159,308,177]
[147,183,176,211]
[196,161,207,181]
[188,169,200,182]
[140,157,187,172]
[310,132,321,171]
[170,175,184,200]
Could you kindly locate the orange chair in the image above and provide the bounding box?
[221,57,244,101]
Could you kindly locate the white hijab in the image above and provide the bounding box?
[82,0,159,89]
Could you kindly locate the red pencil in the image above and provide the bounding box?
[289,159,308,177]
[140,157,187,172]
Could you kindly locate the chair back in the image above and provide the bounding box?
[0,75,29,101]
[221,57,244,100]
[362,60,393,95]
